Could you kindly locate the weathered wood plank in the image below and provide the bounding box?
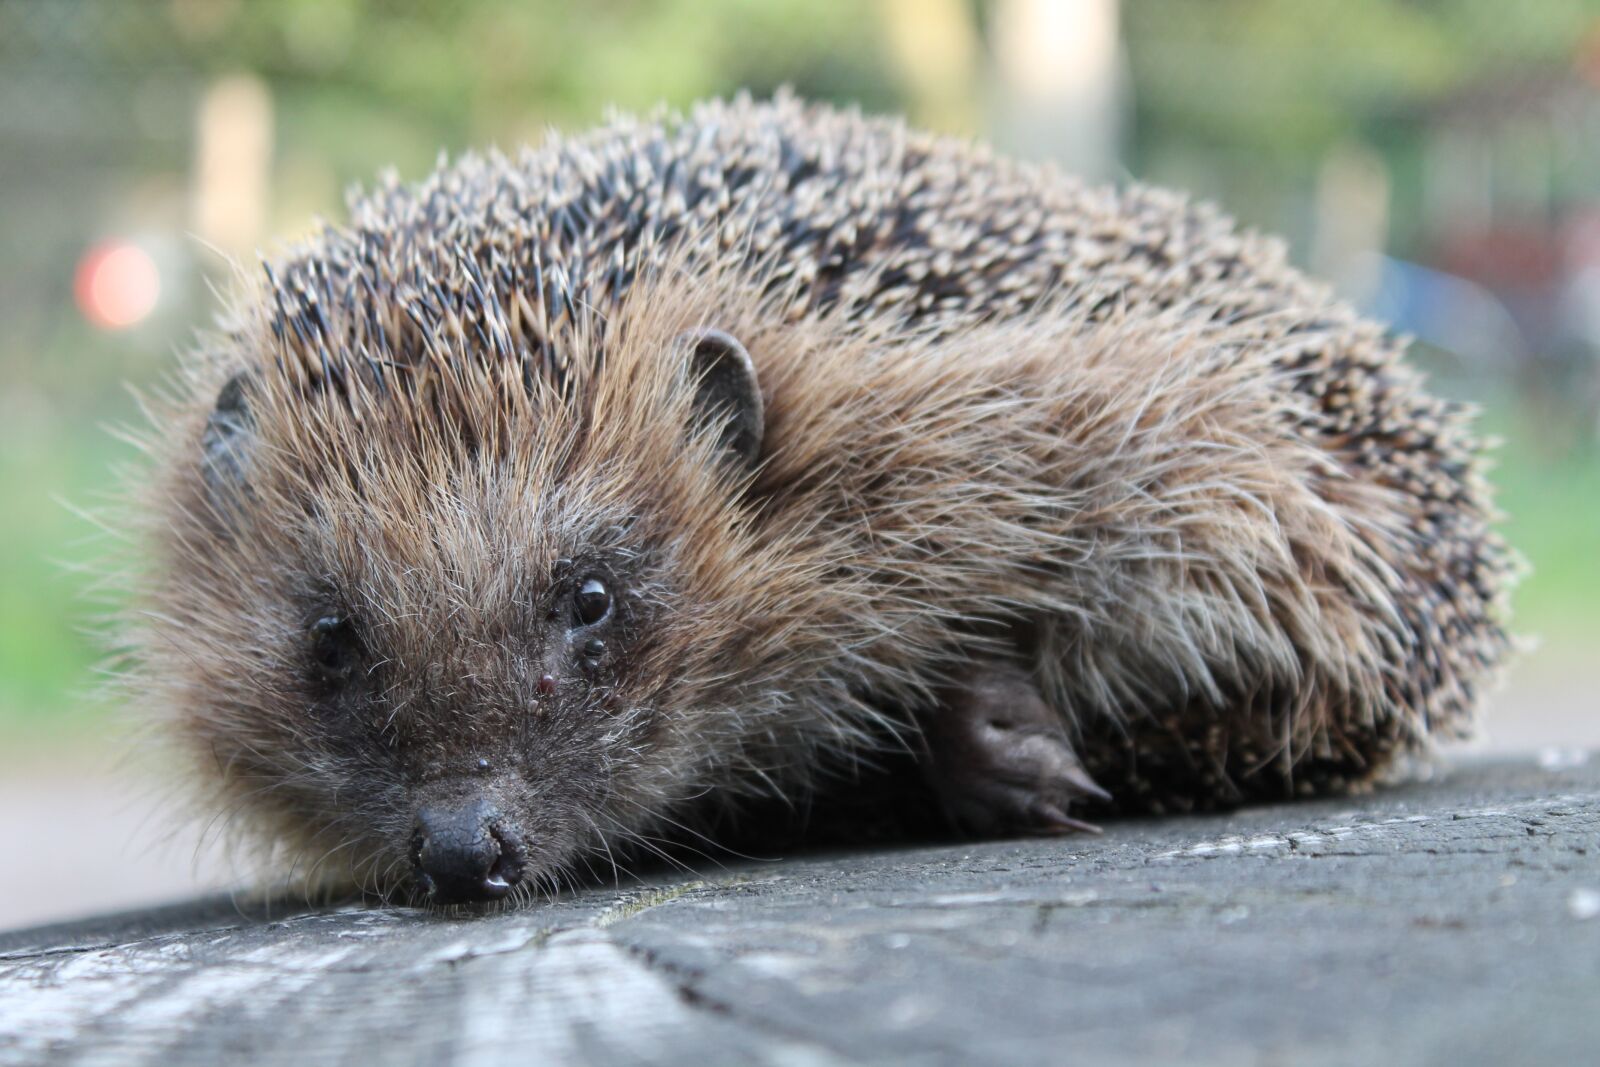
[2,753,1597,1066]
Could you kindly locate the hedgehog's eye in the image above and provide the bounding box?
[309,614,362,682]
[572,576,611,628]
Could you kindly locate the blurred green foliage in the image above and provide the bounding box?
[1490,419,1600,638]
[0,423,127,738]
[1124,0,1596,150]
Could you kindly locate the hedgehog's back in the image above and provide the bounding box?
[257,95,1515,766]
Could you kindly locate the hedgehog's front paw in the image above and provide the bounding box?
[922,663,1110,835]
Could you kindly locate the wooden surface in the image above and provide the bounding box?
[2,753,1597,1066]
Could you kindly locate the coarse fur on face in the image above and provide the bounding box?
[129,255,793,900]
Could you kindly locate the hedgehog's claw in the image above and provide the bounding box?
[922,661,1109,837]
[1030,800,1104,836]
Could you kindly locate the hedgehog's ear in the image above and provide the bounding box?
[200,370,256,516]
[679,327,764,470]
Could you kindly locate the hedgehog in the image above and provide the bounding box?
[125,93,1516,906]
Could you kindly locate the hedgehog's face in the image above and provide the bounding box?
[151,322,775,906]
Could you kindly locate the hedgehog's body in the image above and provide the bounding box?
[136,95,1515,903]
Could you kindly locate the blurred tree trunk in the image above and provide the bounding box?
[987,0,1125,179]
[879,0,983,136]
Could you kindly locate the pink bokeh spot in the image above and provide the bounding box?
[74,241,161,330]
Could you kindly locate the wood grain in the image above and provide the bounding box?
[3,753,1597,1066]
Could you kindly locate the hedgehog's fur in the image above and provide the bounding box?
[129,93,1516,901]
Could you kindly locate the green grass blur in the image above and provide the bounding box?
[0,423,125,739]
[1492,427,1600,641]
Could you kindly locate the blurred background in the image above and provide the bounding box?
[2,0,1597,928]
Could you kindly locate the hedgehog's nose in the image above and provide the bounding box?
[411,798,524,904]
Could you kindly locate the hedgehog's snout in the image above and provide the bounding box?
[411,796,526,904]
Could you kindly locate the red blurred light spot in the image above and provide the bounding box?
[74,242,161,330]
